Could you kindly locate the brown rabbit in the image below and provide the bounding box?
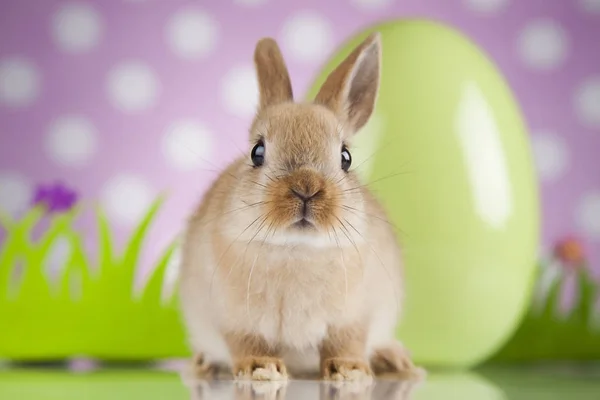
[179,32,424,382]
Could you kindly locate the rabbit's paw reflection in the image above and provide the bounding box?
[234,380,288,400]
[320,379,422,400]
[320,380,373,400]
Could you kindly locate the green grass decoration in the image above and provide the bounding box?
[0,197,189,360]
[494,260,600,361]
[2,191,600,362]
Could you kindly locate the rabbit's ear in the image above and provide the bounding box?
[254,38,294,111]
[314,32,381,136]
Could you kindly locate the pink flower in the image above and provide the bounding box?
[533,236,597,324]
[553,236,585,270]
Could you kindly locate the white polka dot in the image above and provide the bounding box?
[574,76,600,128]
[576,192,600,240]
[163,120,214,170]
[580,0,600,13]
[517,19,568,70]
[101,174,154,226]
[165,8,218,59]
[350,0,394,10]
[234,0,268,6]
[0,172,33,217]
[281,11,334,64]
[106,61,159,113]
[221,65,259,118]
[45,116,97,166]
[464,0,509,13]
[52,3,102,53]
[0,57,40,107]
[531,133,569,183]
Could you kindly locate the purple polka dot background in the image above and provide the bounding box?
[0,0,599,279]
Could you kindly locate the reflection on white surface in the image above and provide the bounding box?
[186,379,422,400]
[455,82,513,229]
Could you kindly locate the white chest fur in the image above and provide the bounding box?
[212,245,366,351]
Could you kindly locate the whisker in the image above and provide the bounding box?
[349,137,398,173]
[239,211,271,273]
[329,224,347,310]
[261,219,278,277]
[248,180,269,190]
[209,212,266,300]
[342,170,414,194]
[245,212,278,316]
[340,251,348,311]
[196,201,270,227]
[336,217,360,311]
[332,173,346,186]
[246,253,259,316]
[226,210,273,308]
[264,173,277,183]
[335,216,362,264]
[340,205,405,238]
[345,221,401,312]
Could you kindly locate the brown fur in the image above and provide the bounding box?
[224,332,288,380]
[254,38,294,110]
[178,32,423,382]
[224,332,279,359]
[320,323,372,380]
[370,342,425,380]
[315,32,381,134]
[320,324,369,361]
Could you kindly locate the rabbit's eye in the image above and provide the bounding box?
[341,146,352,172]
[251,141,265,167]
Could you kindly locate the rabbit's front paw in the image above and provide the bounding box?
[322,358,373,382]
[234,357,288,381]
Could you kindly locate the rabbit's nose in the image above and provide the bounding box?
[287,168,326,213]
[290,188,322,203]
[291,187,323,218]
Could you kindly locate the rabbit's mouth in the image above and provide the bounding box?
[291,218,316,230]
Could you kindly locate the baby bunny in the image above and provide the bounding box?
[179,32,424,382]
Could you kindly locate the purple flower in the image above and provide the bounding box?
[32,182,78,213]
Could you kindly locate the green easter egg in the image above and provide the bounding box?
[307,20,539,367]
